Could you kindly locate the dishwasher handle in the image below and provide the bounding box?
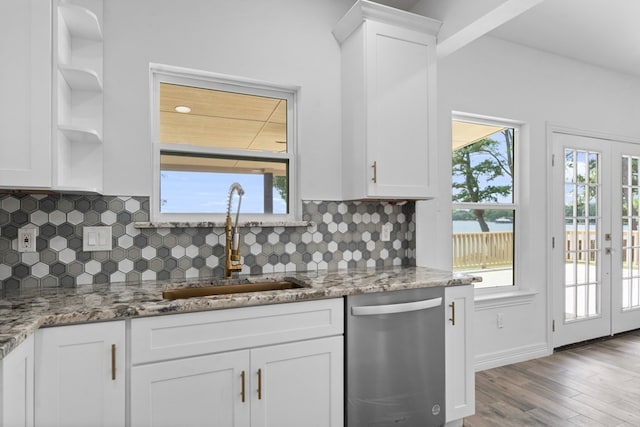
[351,297,442,316]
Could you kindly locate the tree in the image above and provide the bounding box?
[452,130,513,232]
[273,175,287,202]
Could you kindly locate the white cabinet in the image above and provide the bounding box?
[1,335,34,427]
[0,0,103,193]
[130,299,344,427]
[333,0,441,200]
[445,285,475,426]
[131,350,250,427]
[35,321,125,427]
[53,0,104,192]
[250,337,343,427]
[131,337,343,427]
[0,0,52,189]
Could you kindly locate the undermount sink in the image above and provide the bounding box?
[162,280,306,300]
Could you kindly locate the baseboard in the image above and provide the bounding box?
[474,342,551,371]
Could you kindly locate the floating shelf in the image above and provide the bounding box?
[59,65,102,91]
[59,125,102,144]
[59,4,102,40]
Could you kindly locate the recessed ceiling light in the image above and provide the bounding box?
[175,105,191,113]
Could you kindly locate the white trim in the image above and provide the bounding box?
[474,289,538,310]
[332,0,441,44]
[546,123,640,348]
[474,342,551,372]
[452,112,522,293]
[149,64,301,223]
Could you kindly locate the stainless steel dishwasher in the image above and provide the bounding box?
[346,287,445,427]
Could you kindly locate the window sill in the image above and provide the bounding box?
[474,288,538,311]
[134,220,314,229]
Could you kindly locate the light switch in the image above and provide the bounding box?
[83,226,112,251]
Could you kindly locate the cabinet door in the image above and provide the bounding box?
[0,0,51,189]
[365,21,435,198]
[445,285,475,424]
[1,335,34,427]
[35,322,125,427]
[130,350,251,427]
[251,336,343,427]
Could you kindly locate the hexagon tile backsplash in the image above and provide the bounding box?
[0,194,416,290]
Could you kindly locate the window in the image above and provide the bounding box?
[452,115,518,288]
[150,64,299,222]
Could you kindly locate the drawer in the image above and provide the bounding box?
[131,298,344,364]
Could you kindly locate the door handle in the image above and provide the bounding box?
[351,297,442,316]
[241,370,246,402]
[111,344,116,380]
[449,301,456,326]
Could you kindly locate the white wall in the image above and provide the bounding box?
[412,0,507,40]
[103,0,349,199]
[418,35,640,369]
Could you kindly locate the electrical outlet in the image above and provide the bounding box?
[381,223,392,242]
[18,227,37,253]
[497,313,504,329]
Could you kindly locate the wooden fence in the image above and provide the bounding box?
[453,232,513,269]
[453,229,640,269]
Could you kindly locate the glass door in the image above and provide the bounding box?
[552,132,640,348]
[611,143,640,333]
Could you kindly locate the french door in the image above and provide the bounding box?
[552,131,640,348]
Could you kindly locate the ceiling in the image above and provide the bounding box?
[159,83,287,176]
[376,0,640,78]
[488,0,640,78]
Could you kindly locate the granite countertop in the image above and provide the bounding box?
[0,266,478,360]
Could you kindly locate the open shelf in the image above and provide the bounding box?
[59,65,102,91]
[58,124,102,144]
[59,4,102,40]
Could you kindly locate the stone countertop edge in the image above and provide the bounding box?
[0,266,479,360]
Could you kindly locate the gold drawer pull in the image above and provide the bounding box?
[241,370,246,402]
[371,161,377,183]
[111,344,116,380]
[449,302,456,326]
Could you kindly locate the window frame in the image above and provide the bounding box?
[452,112,521,291]
[149,63,300,223]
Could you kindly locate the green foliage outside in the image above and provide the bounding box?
[452,129,514,232]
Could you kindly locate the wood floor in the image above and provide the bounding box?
[464,330,640,426]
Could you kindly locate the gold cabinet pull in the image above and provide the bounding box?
[241,370,246,402]
[111,344,116,380]
[257,368,262,400]
[371,161,377,183]
[449,302,456,326]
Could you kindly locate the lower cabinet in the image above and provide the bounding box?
[130,336,343,427]
[130,298,344,427]
[445,285,475,426]
[131,350,250,427]
[1,334,34,427]
[251,337,343,427]
[34,321,125,427]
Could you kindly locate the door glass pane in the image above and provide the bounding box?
[564,149,601,321]
[621,155,640,310]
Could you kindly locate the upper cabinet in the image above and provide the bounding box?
[0,0,103,193]
[53,0,104,193]
[0,0,52,189]
[333,0,441,200]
